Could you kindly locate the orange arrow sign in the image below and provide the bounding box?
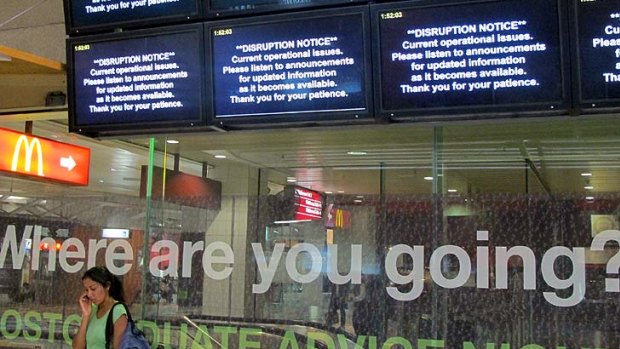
[0,128,90,186]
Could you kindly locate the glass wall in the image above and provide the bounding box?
[0,116,619,349]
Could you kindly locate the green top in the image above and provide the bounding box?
[86,303,127,349]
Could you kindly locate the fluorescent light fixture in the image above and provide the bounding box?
[447,189,458,193]
[581,173,592,177]
[424,176,433,181]
[337,190,345,193]
[347,151,367,156]
[354,199,363,203]
[6,196,27,203]
[110,168,117,172]
[356,195,364,198]
[102,228,130,238]
[585,196,595,201]
[584,185,594,190]
[166,139,179,144]
[214,155,227,159]
[287,177,297,183]
[273,219,312,224]
[325,191,333,194]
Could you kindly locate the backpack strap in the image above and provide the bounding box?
[105,303,132,349]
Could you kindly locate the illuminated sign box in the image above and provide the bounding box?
[102,228,130,238]
[206,0,366,18]
[573,0,620,112]
[293,186,323,221]
[67,24,207,136]
[271,185,324,223]
[0,128,90,186]
[372,0,570,120]
[64,0,203,35]
[205,6,373,128]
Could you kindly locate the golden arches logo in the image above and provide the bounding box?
[11,135,44,176]
[335,209,344,228]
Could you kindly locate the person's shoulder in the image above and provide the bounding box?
[112,302,128,321]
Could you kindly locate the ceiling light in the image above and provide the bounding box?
[584,185,594,190]
[287,177,297,183]
[325,191,333,194]
[447,189,457,193]
[6,196,27,203]
[585,196,595,201]
[337,190,345,193]
[99,180,104,183]
[110,168,117,172]
[214,155,227,159]
[347,151,367,156]
[356,195,364,198]
[581,172,592,177]
[354,199,363,203]
[424,176,433,181]
[166,139,179,144]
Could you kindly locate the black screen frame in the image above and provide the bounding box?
[570,0,620,114]
[67,23,208,137]
[371,0,572,122]
[63,0,203,35]
[205,6,374,129]
[205,0,365,19]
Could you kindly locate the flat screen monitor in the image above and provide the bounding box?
[272,185,324,223]
[573,0,620,112]
[206,0,364,18]
[206,6,372,127]
[64,0,202,35]
[67,24,206,136]
[373,0,570,120]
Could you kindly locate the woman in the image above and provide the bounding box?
[72,266,128,349]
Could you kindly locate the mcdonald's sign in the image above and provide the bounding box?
[0,128,90,185]
[325,204,352,229]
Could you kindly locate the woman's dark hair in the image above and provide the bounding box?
[82,266,125,303]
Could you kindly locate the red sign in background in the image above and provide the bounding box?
[0,128,90,185]
[293,186,323,221]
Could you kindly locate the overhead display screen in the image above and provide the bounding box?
[64,0,202,34]
[67,24,206,136]
[374,0,569,119]
[574,0,620,110]
[207,0,364,18]
[206,7,372,126]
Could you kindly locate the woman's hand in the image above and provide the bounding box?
[78,293,92,317]
[72,293,92,349]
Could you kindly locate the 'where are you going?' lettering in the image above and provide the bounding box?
[2,225,620,308]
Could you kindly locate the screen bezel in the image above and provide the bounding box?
[205,0,365,19]
[63,0,203,35]
[205,6,374,129]
[67,23,208,137]
[571,0,620,114]
[371,0,572,122]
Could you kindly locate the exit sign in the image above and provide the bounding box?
[0,128,90,185]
